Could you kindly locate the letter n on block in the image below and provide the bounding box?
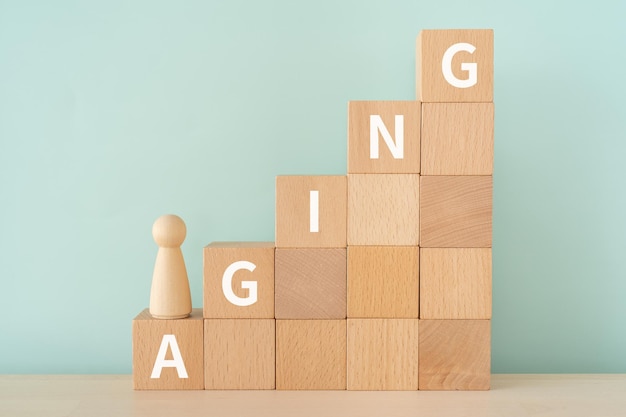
[203,242,274,319]
[132,308,204,390]
[276,176,346,248]
[348,101,421,174]
[416,29,493,102]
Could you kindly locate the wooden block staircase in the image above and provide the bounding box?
[132,28,494,391]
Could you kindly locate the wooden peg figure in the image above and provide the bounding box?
[149,214,192,319]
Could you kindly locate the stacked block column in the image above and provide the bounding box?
[417,29,494,390]
[203,242,276,389]
[275,176,347,389]
[346,101,421,390]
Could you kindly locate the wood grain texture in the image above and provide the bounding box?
[132,308,204,390]
[420,176,492,248]
[348,174,419,246]
[276,320,347,390]
[419,320,490,390]
[203,242,274,319]
[150,215,192,319]
[347,319,419,391]
[421,103,494,175]
[416,29,493,102]
[347,246,419,318]
[204,319,275,390]
[420,248,491,319]
[275,248,346,319]
[347,101,421,174]
[276,176,346,248]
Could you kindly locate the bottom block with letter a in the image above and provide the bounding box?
[419,319,490,390]
[132,308,204,390]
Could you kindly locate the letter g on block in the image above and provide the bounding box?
[442,42,477,88]
[222,260,258,306]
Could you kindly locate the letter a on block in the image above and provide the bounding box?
[222,260,258,307]
[370,115,404,159]
[151,334,189,379]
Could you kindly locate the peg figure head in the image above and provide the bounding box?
[152,214,186,248]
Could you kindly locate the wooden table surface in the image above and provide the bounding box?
[1,374,625,417]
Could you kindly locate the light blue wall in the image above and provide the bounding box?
[1,0,625,374]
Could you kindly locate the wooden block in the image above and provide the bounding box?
[421,103,494,175]
[420,248,491,319]
[347,101,421,174]
[348,174,419,246]
[132,308,204,390]
[416,29,493,102]
[419,320,490,390]
[276,320,346,390]
[203,242,274,319]
[420,176,492,248]
[347,246,419,318]
[204,319,275,390]
[275,176,346,248]
[347,319,419,390]
[275,248,346,319]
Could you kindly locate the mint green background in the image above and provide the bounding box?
[1,0,625,374]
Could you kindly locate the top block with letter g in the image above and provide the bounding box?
[416,29,493,102]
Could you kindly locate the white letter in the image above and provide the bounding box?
[222,260,258,306]
[151,334,188,379]
[370,115,404,159]
[310,190,319,233]
[442,42,477,88]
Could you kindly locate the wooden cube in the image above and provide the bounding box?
[420,248,491,319]
[204,319,275,390]
[347,319,419,390]
[275,248,346,319]
[203,242,274,319]
[348,101,421,174]
[276,175,346,248]
[132,308,204,390]
[348,174,419,246]
[416,29,493,102]
[421,103,494,175]
[347,246,419,318]
[419,320,490,390]
[420,176,492,248]
[276,320,346,390]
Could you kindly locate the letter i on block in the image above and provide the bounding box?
[132,309,204,389]
[275,176,346,248]
[416,29,493,102]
